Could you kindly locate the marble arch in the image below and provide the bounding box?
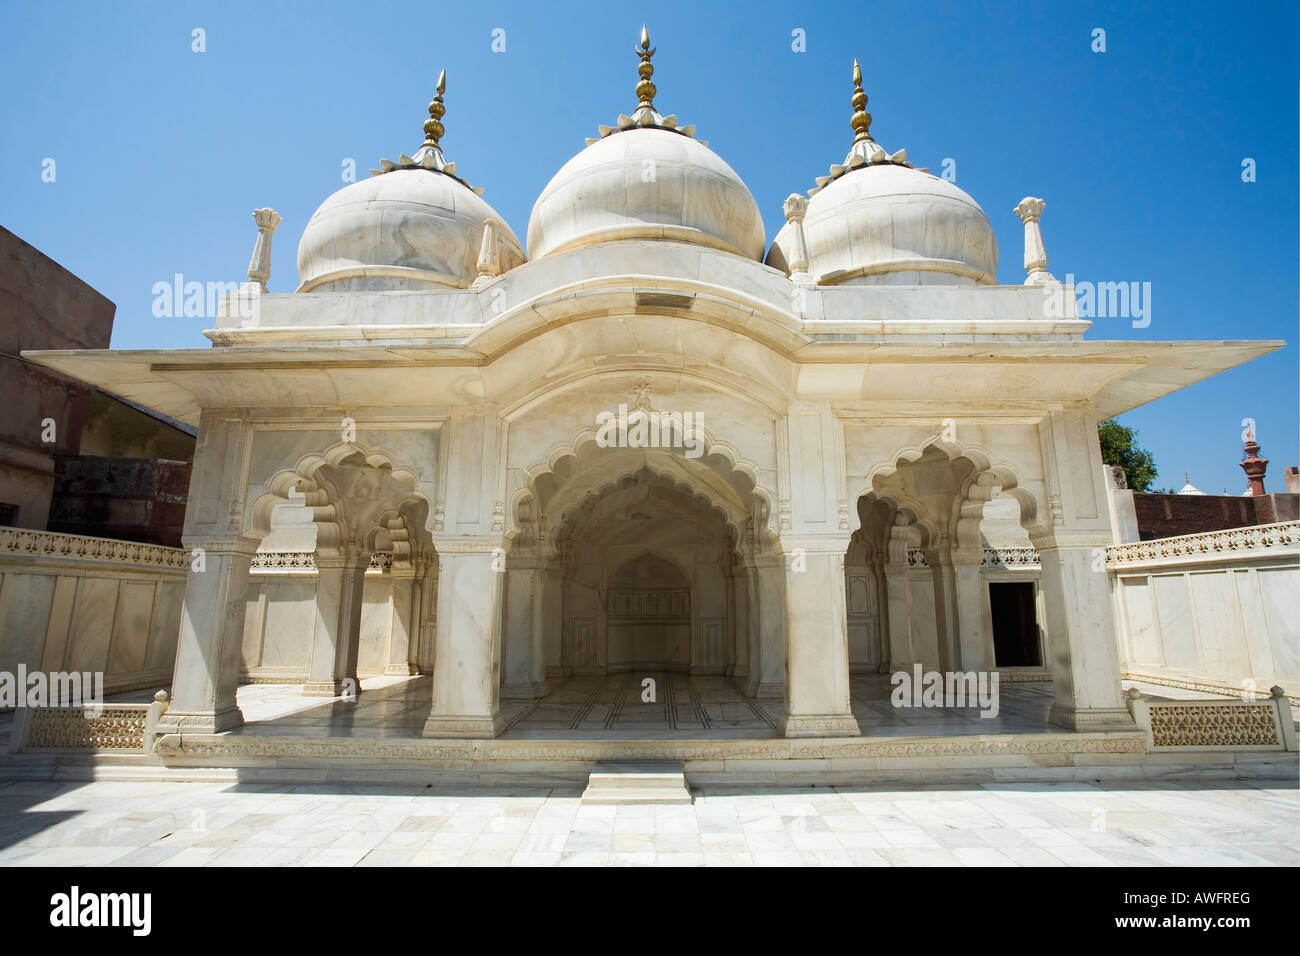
[242,439,435,699]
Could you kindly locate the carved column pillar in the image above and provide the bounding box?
[543,563,565,679]
[303,546,370,696]
[501,558,549,698]
[780,536,859,737]
[952,550,991,672]
[385,567,419,676]
[157,535,257,733]
[157,411,254,734]
[883,515,915,672]
[1032,531,1131,729]
[745,554,786,698]
[728,559,750,680]
[1034,410,1133,730]
[407,554,426,673]
[423,537,507,737]
[926,533,958,674]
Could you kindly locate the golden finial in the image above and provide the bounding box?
[635,25,656,110]
[850,59,872,143]
[423,69,447,148]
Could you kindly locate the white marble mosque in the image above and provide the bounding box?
[26,31,1284,752]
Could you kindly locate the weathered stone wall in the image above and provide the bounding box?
[47,456,192,548]
[1134,492,1299,540]
[0,227,115,530]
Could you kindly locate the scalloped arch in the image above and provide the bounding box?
[246,438,432,551]
[851,433,1043,543]
[515,423,776,550]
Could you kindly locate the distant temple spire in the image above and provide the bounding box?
[850,59,873,143]
[1240,430,1269,496]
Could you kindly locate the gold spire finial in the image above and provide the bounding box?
[635,25,656,109]
[423,69,447,148]
[850,59,872,143]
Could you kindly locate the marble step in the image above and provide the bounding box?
[580,760,692,804]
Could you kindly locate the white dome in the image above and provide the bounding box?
[768,163,997,286]
[527,127,766,261]
[296,169,525,292]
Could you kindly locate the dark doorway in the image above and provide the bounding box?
[989,581,1041,667]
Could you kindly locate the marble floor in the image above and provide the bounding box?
[0,777,1293,867]
[212,673,1060,740]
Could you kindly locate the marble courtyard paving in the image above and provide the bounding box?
[212,673,1060,740]
[0,778,1294,867]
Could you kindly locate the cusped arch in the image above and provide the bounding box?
[546,463,740,562]
[513,423,776,552]
[853,432,1042,537]
[246,438,433,552]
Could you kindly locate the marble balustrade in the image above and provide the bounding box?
[0,528,187,696]
[1109,522,1300,701]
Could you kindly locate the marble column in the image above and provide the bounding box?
[952,551,991,672]
[745,554,785,698]
[407,569,425,673]
[1033,531,1132,730]
[927,540,958,673]
[501,560,549,698]
[873,554,891,673]
[729,565,750,680]
[1033,408,1134,729]
[780,537,859,737]
[303,547,370,696]
[423,538,507,737]
[385,570,419,675]
[882,518,916,672]
[417,557,439,674]
[157,536,257,733]
[542,565,565,679]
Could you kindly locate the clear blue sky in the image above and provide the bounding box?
[1,0,1296,495]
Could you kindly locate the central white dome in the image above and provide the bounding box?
[527,128,765,261]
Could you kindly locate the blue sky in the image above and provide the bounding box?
[1,0,1296,495]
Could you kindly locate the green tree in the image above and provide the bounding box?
[1097,419,1158,492]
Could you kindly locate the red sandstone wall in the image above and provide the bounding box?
[1134,492,1299,540]
[46,456,192,548]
